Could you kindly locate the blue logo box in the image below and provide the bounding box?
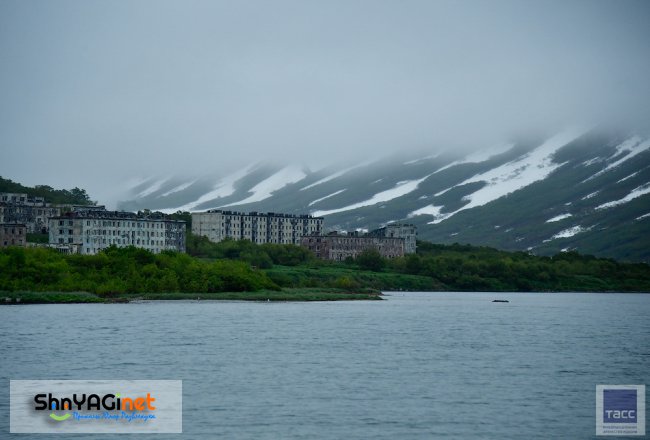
[604,389,637,423]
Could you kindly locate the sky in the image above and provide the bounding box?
[1,0,649,205]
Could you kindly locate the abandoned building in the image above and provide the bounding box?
[192,210,324,245]
[300,224,417,261]
[48,210,186,255]
[367,223,417,254]
[0,193,61,233]
[0,223,26,248]
[300,231,405,261]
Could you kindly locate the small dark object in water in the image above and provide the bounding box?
[492,299,509,303]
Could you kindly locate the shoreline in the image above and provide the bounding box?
[1,288,384,304]
[3,289,649,305]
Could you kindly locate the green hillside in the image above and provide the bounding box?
[0,176,95,205]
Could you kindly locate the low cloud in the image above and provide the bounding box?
[1,0,649,205]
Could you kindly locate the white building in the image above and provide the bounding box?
[49,210,186,255]
[192,210,323,245]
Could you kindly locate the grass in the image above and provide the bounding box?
[264,264,442,291]
[1,291,106,304]
[0,288,382,304]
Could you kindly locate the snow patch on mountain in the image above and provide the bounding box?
[544,226,590,242]
[223,165,307,207]
[617,171,640,183]
[434,187,452,197]
[403,153,441,165]
[159,165,256,213]
[582,191,599,200]
[605,137,650,170]
[408,204,453,224]
[410,204,444,218]
[432,143,514,173]
[411,128,588,224]
[160,179,198,197]
[136,178,168,198]
[582,157,603,167]
[308,189,347,207]
[546,213,572,223]
[595,183,650,210]
[637,213,650,221]
[312,174,432,217]
[300,160,375,191]
[586,137,650,181]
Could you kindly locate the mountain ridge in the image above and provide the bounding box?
[118,129,650,262]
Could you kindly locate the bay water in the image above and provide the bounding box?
[1,292,649,439]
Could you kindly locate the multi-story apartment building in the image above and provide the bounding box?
[0,223,26,247]
[0,193,61,233]
[192,210,324,245]
[301,231,405,261]
[367,223,417,254]
[0,193,36,204]
[48,210,186,255]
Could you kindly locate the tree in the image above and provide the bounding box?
[355,249,385,272]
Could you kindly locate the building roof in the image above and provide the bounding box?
[50,210,185,223]
[201,209,323,219]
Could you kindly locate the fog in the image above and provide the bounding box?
[1,0,649,205]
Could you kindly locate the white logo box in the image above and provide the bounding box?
[596,384,645,436]
[10,380,182,433]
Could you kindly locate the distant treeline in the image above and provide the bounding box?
[0,176,95,205]
[1,238,650,295]
[397,241,650,292]
[186,236,650,292]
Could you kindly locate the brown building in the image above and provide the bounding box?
[301,232,405,261]
[0,223,27,247]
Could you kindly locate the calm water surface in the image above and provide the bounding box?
[1,292,649,439]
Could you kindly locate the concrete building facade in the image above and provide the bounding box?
[0,223,27,247]
[301,232,405,261]
[0,192,62,233]
[49,210,186,255]
[368,223,417,254]
[192,210,324,245]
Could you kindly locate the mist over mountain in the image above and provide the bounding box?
[119,129,650,262]
[1,1,648,260]
[2,1,650,206]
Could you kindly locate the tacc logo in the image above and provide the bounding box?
[596,384,645,436]
[603,389,637,423]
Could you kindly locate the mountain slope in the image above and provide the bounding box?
[118,129,650,262]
